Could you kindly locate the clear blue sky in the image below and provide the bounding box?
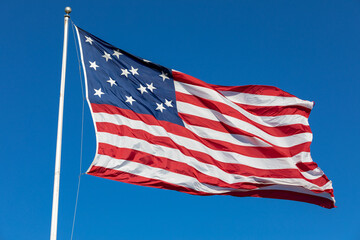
[1,1,360,239]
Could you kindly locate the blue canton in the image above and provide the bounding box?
[77,27,184,126]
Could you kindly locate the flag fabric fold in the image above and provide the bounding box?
[75,25,335,208]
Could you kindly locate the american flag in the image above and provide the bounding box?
[75,26,335,208]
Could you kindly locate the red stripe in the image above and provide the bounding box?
[96,121,330,188]
[231,103,311,118]
[172,71,297,97]
[98,143,272,190]
[88,165,209,195]
[226,188,335,209]
[296,162,319,171]
[88,166,335,208]
[176,92,312,137]
[213,85,297,97]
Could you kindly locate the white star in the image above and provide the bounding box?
[89,61,99,70]
[102,51,112,62]
[159,71,170,81]
[125,96,136,105]
[107,77,117,87]
[121,68,130,78]
[137,84,148,94]
[155,103,166,112]
[129,66,139,75]
[94,88,104,98]
[164,99,173,107]
[85,36,93,45]
[112,50,122,59]
[146,83,156,92]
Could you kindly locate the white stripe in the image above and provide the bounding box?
[258,184,334,201]
[301,167,325,180]
[177,102,313,148]
[94,113,312,170]
[93,154,334,199]
[256,114,309,127]
[183,123,272,148]
[175,81,311,127]
[220,90,314,109]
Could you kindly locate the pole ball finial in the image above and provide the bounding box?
[65,7,72,14]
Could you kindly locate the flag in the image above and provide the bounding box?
[75,25,335,208]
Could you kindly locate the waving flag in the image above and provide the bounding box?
[75,26,335,208]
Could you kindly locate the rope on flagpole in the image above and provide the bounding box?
[70,20,87,240]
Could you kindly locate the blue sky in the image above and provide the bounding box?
[1,1,360,239]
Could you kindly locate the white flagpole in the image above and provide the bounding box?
[50,6,71,240]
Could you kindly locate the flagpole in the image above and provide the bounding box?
[50,6,71,240]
